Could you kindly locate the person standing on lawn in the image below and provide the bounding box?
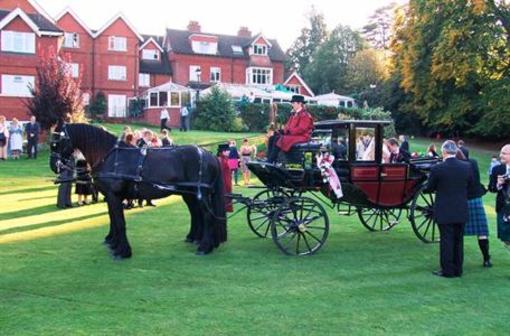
[425,140,474,278]
[489,144,510,251]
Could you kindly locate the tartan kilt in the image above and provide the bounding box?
[465,197,489,236]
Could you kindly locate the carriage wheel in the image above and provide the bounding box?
[410,187,439,243]
[246,189,289,238]
[271,197,329,256]
[356,207,402,232]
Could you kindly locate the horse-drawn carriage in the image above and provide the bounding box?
[48,119,439,259]
[232,120,440,256]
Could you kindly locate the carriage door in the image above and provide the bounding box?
[350,126,380,204]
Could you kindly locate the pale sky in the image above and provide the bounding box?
[37,0,406,50]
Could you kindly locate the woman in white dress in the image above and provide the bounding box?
[9,118,23,159]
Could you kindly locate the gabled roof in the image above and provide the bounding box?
[55,7,94,37]
[27,0,56,24]
[0,8,62,36]
[314,92,355,101]
[93,13,143,41]
[249,33,273,48]
[283,71,315,97]
[140,51,172,75]
[165,28,285,62]
[144,81,191,94]
[140,36,164,52]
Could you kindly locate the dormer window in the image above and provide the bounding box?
[109,36,127,51]
[191,40,217,55]
[142,49,159,60]
[253,44,267,55]
[64,32,79,48]
[232,45,243,55]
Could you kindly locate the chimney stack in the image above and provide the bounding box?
[237,26,252,38]
[187,21,201,33]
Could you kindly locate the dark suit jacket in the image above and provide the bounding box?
[466,158,485,199]
[424,157,474,225]
[400,140,409,153]
[489,164,508,212]
[390,149,411,163]
[460,146,469,159]
[24,122,40,141]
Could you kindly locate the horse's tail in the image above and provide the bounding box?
[212,157,227,244]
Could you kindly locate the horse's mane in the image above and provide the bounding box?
[67,123,117,168]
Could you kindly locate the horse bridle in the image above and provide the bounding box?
[50,124,74,173]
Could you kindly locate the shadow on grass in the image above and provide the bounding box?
[0,185,55,196]
[0,212,107,235]
[0,204,57,221]
[18,195,57,202]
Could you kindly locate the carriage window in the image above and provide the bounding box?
[311,130,332,149]
[332,128,349,161]
[355,127,376,161]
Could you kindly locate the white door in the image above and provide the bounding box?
[108,94,127,117]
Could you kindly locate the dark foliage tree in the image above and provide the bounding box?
[25,49,84,129]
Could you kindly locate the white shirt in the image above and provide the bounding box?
[160,109,170,120]
[180,106,189,117]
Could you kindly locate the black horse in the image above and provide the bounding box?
[49,122,227,258]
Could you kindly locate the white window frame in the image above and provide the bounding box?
[82,93,90,105]
[246,67,273,85]
[189,65,201,82]
[68,63,79,78]
[108,65,127,81]
[210,67,221,83]
[139,73,150,87]
[108,36,127,52]
[253,44,267,55]
[1,31,36,54]
[63,32,79,48]
[1,74,35,97]
[142,49,159,60]
[108,94,127,117]
[191,41,217,55]
[286,85,300,94]
[232,45,243,54]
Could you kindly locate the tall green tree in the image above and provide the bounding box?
[345,48,387,93]
[362,2,398,51]
[391,0,510,138]
[285,6,328,74]
[303,25,364,94]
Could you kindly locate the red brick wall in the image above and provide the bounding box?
[142,107,180,128]
[93,18,139,97]
[56,13,94,91]
[0,17,60,120]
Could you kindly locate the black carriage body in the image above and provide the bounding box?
[242,119,440,256]
[250,120,436,210]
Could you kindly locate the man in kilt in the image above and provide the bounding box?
[456,150,492,267]
[489,144,510,251]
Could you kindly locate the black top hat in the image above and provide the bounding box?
[290,95,306,104]
[217,144,230,152]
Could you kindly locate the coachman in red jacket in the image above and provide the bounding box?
[217,144,233,212]
[268,95,314,163]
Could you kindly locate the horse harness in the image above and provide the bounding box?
[93,142,215,200]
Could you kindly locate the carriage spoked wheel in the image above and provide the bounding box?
[271,197,329,256]
[356,207,402,232]
[246,189,289,238]
[409,187,439,243]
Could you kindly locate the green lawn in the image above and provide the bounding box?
[0,136,508,335]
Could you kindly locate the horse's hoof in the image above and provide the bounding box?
[193,240,201,245]
[195,250,207,256]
